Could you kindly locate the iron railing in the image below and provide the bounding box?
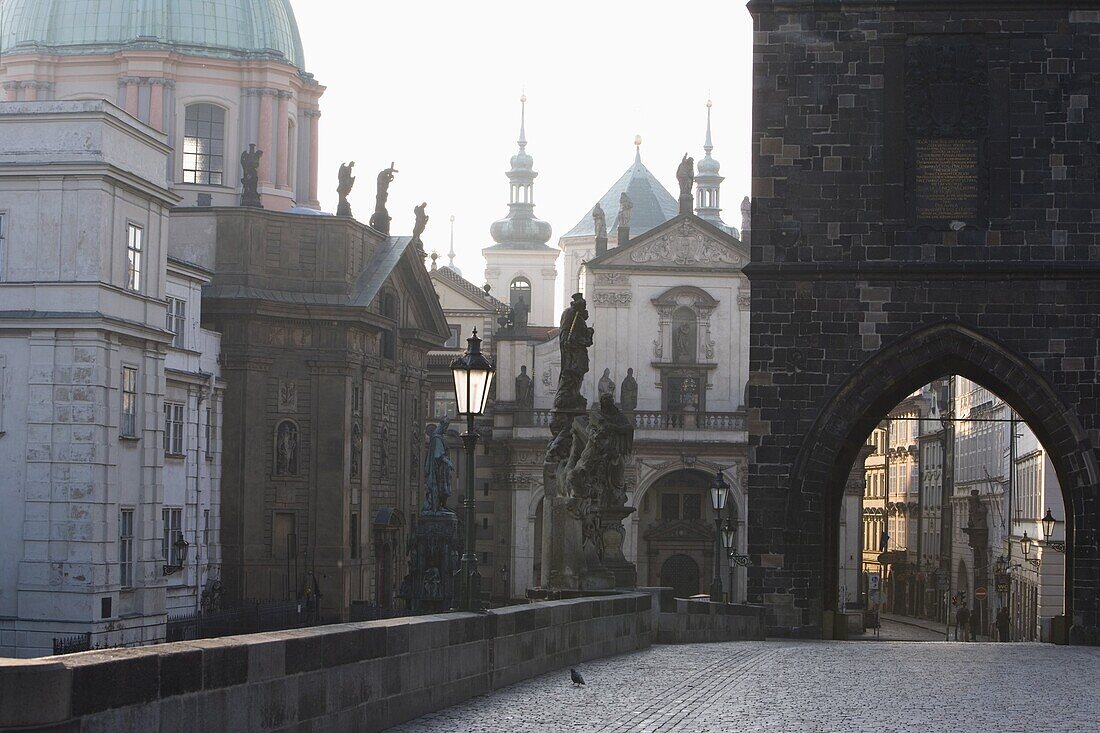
[166,599,316,642]
[52,632,92,655]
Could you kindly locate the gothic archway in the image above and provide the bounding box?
[763,321,1095,635]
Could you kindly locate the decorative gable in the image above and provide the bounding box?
[590,217,747,271]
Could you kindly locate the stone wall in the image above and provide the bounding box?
[746,0,1100,639]
[0,594,652,733]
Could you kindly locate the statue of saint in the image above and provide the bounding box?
[275,420,298,475]
[370,163,398,234]
[515,365,534,407]
[967,489,988,531]
[598,368,615,401]
[673,322,694,362]
[592,202,607,240]
[618,192,633,230]
[423,416,454,513]
[412,202,429,245]
[337,161,355,217]
[559,294,594,382]
[676,153,695,199]
[620,368,638,412]
[240,144,263,208]
[512,296,530,332]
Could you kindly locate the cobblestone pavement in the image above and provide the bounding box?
[392,640,1100,732]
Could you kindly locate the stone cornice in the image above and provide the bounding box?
[744,262,1100,282]
[748,0,1100,10]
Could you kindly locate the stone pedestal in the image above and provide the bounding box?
[540,462,583,590]
[595,505,637,588]
[397,511,461,613]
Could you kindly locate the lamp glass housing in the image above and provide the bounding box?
[710,473,729,512]
[1020,532,1033,558]
[721,522,736,552]
[1042,509,1056,541]
[451,330,495,416]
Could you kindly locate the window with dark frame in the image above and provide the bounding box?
[661,493,680,521]
[0,212,6,279]
[121,366,138,437]
[119,508,134,588]
[205,406,213,460]
[444,325,461,349]
[126,223,143,292]
[162,508,183,566]
[682,493,702,521]
[163,401,185,455]
[182,104,226,185]
[350,512,360,559]
[166,297,186,348]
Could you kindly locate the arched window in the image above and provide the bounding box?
[183,104,226,185]
[671,306,697,364]
[509,277,531,311]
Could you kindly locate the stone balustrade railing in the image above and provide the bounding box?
[520,409,745,431]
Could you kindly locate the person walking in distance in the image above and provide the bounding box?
[997,606,1011,642]
[956,603,971,642]
[969,605,982,642]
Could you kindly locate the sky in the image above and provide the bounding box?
[294,0,755,283]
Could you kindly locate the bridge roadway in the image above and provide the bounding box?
[392,630,1098,732]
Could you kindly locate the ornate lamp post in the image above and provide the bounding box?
[1020,531,1040,569]
[450,329,495,611]
[709,471,730,602]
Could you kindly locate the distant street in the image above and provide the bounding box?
[393,640,1099,732]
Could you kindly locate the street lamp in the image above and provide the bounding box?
[709,471,729,602]
[451,329,495,611]
[1042,509,1056,542]
[1020,531,1033,559]
[722,519,736,604]
[163,534,189,576]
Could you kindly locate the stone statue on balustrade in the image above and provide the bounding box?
[547,293,594,462]
[512,295,530,334]
[240,144,263,208]
[676,153,695,199]
[516,365,534,407]
[336,161,355,217]
[592,202,607,241]
[620,368,638,412]
[370,162,398,234]
[598,368,615,402]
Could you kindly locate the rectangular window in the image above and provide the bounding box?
[350,512,360,559]
[0,212,6,279]
[661,493,680,521]
[273,512,296,560]
[121,366,138,437]
[119,508,134,588]
[126,224,143,292]
[166,297,186,348]
[682,494,702,521]
[483,551,492,567]
[162,508,183,566]
[182,104,226,185]
[205,406,214,460]
[163,401,185,455]
[433,391,457,420]
[444,325,461,349]
[203,509,210,546]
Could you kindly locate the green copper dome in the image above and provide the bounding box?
[0,0,307,71]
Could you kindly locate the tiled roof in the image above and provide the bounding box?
[433,266,511,314]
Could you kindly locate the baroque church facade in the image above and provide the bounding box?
[0,0,447,656]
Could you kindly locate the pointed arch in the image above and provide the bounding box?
[785,321,1096,620]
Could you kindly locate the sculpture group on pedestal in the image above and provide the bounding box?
[240,144,263,208]
[540,294,637,591]
[398,417,462,612]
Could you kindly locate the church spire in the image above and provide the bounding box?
[695,98,726,227]
[488,94,552,249]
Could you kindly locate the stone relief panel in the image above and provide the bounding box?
[277,379,297,413]
[592,291,632,307]
[630,220,746,267]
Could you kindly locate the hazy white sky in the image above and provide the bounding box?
[295,0,754,281]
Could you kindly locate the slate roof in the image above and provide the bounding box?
[564,157,679,238]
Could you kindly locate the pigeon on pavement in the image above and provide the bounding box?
[570,668,585,686]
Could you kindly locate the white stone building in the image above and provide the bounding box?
[163,258,225,616]
[0,101,177,656]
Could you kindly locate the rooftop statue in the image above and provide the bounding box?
[240,144,263,208]
[618,192,633,230]
[412,202,429,248]
[676,153,695,200]
[336,161,355,217]
[370,162,398,234]
[593,202,607,240]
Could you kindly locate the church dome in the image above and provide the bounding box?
[0,0,307,71]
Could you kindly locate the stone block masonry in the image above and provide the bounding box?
[0,593,653,732]
[746,0,1100,639]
